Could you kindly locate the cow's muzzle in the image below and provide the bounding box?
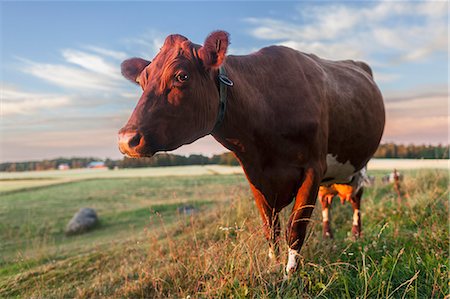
[118,129,149,157]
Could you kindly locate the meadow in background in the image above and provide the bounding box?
[0,164,448,298]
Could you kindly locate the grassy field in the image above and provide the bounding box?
[0,165,243,193]
[0,166,448,298]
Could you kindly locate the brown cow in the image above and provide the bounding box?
[118,31,385,274]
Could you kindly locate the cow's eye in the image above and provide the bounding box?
[175,73,189,83]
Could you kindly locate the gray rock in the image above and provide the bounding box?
[177,204,198,215]
[65,208,99,236]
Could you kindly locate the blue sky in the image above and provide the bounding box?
[1,1,448,162]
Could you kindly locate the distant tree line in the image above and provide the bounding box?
[104,152,239,169]
[0,153,240,172]
[1,144,448,172]
[373,143,449,159]
[0,157,100,172]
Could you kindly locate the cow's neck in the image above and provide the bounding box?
[210,59,267,158]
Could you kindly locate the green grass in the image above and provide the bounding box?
[0,175,247,262]
[0,165,243,193]
[0,169,448,298]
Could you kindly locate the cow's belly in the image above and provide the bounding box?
[321,154,356,185]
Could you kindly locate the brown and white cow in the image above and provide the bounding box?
[319,167,368,239]
[118,31,385,274]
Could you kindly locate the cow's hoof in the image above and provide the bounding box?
[268,243,280,262]
[285,248,299,275]
[266,262,283,274]
[323,230,334,239]
[322,222,334,239]
[268,247,277,261]
[352,225,361,238]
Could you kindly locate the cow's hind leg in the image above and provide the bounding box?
[250,184,281,261]
[285,167,321,274]
[320,193,334,238]
[350,187,363,238]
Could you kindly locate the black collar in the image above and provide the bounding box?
[212,66,233,132]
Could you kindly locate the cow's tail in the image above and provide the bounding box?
[355,61,373,78]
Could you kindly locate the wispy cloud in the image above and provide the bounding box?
[84,46,128,61]
[122,30,166,58]
[16,44,130,92]
[19,57,123,91]
[245,1,448,66]
[383,84,448,102]
[373,72,401,83]
[2,40,147,161]
[1,86,71,116]
[16,31,171,93]
[246,1,448,145]
[277,39,364,61]
[62,49,122,80]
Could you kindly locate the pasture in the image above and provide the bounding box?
[0,163,448,298]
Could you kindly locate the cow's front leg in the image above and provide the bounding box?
[350,187,363,238]
[250,184,281,261]
[285,168,321,274]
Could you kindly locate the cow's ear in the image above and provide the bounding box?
[199,31,229,69]
[121,58,151,84]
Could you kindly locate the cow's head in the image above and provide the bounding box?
[118,31,229,157]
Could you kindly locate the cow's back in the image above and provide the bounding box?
[226,46,384,174]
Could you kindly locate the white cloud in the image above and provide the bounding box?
[372,19,447,63]
[246,1,448,63]
[16,43,132,92]
[279,39,364,61]
[84,46,128,61]
[122,30,166,58]
[227,46,259,56]
[1,42,139,158]
[62,49,122,80]
[19,57,122,91]
[120,91,140,100]
[373,72,401,83]
[16,33,166,94]
[1,86,71,116]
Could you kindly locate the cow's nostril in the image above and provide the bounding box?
[128,132,142,148]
